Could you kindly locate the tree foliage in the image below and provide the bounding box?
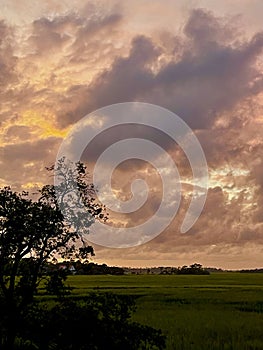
[177,263,210,275]
[0,159,104,347]
[0,159,165,349]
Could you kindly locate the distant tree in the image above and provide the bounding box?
[177,263,210,275]
[79,262,124,275]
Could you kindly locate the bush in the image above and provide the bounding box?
[45,269,72,297]
[6,293,166,350]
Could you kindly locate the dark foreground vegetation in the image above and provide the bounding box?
[0,291,165,350]
[0,160,165,349]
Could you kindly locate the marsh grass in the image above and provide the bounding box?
[39,273,263,349]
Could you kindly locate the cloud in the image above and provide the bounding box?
[0,137,60,189]
[54,9,263,132]
[0,20,17,90]
[56,35,159,127]
[46,9,263,259]
[27,8,123,66]
[3,125,32,142]
[0,4,263,267]
[0,137,59,162]
[29,17,72,54]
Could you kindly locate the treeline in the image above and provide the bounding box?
[52,261,125,275]
[177,263,210,275]
[159,263,210,275]
[2,258,125,276]
[11,259,214,276]
[240,268,263,273]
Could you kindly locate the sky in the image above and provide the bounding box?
[0,0,262,269]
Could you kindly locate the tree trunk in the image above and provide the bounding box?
[4,302,18,350]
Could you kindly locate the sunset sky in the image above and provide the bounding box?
[0,0,262,269]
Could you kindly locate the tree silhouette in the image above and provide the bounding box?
[0,159,104,347]
[0,159,165,349]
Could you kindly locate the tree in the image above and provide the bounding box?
[45,157,107,242]
[0,159,105,347]
[177,263,210,275]
[0,159,165,349]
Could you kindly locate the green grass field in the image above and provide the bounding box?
[61,273,263,349]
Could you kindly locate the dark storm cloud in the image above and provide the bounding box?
[57,35,159,127]
[56,9,263,130]
[81,123,180,167]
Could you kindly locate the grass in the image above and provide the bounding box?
[56,273,263,349]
